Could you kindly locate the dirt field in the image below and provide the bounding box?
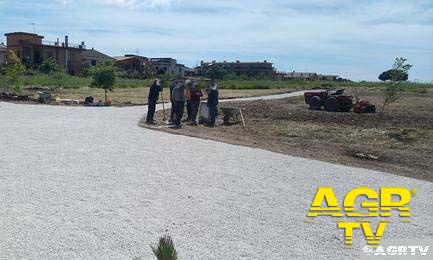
[54,88,291,105]
[1,87,291,106]
[144,89,433,181]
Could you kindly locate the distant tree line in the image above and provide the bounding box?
[204,63,273,80]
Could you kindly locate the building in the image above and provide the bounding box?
[184,67,197,77]
[150,58,185,77]
[284,71,318,80]
[175,64,186,78]
[4,32,113,75]
[196,60,275,78]
[0,43,7,65]
[283,71,340,81]
[114,55,154,76]
[81,48,115,69]
[318,74,339,81]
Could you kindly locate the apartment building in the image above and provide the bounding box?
[196,60,275,78]
[150,57,185,77]
[114,54,155,76]
[4,32,114,75]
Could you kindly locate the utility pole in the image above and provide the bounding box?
[65,36,69,73]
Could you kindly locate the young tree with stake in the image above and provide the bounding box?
[379,57,412,113]
[89,63,116,104]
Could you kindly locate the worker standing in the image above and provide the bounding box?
[146,78,162,124]
[207,82,219,127]
[189,82,203,125]
[185,80,193,122]
[170,80,185,128]
[169,81,176,124]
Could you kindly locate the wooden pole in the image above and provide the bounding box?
[239,109,246,128]
[161,92,166,121]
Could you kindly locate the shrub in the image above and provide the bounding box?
[206,64,228,80]
[5,51,26,94]
[151,235,178,260]
[39,57,62,74]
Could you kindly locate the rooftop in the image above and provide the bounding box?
[114,56,134,61]
[150,58,176,62]
[82,49,114,60]
[202,60,273,65]
[5,32,44,38]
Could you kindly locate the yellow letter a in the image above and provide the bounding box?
[307,187,343,217]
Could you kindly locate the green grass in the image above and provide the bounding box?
[1,72,432,92]
[209,79,433,92]
[1,73,153,90]
[199,79,335,90]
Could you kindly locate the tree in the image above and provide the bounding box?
[39,57,61,74]
[5,51,26,94]
[378,70,391,81]
[151,235,177,260]
[380,57,412,113]
[206,64,228,80]
[378,69,408,82]
[89,63,116,103]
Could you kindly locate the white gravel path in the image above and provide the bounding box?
[0,95,432,259]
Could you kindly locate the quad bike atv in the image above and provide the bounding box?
[304,89,353,112]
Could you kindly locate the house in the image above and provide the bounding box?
[184,67,197,77]
[81,48,115,69]
[0,43,7,65]
[318,74,339,81]
[284,71,318,80]
[114,55,154,76]
[196,60,275,78]
[175,63,186,77]
[4,32,113,75]
[283,71,340,81]
[150,58,185,77]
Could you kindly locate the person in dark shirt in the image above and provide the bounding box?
[188,82,203,125]
[207,82,219,127]
[169,81,176,124]
[146,79,162,124]
[185,80,193,121]
[170,81,185,128]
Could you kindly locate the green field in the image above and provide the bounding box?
[1,73,432,93]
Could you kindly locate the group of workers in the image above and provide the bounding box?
[146,78,219,129]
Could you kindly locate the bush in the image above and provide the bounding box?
[39,57,62,74]
[151,235,177,260]
[5,51,26,94]
[206,64,228,80]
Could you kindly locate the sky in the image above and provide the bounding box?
[0,0,432,81]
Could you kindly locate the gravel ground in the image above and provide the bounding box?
[0,98,432,260]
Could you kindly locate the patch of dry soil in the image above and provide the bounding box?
[143,89,433,181]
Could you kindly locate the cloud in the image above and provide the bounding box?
[1,0,432,81]
[93,0,177,9]
[54,0,72,4]
[53,0,178,9]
